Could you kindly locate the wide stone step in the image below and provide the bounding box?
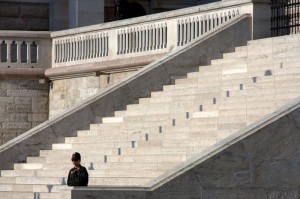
[14,154,188,172]
[88,176,151,186]
[0,176,62,185]
[52,141,136,150]
[0,176,152,186]
[0,176,151,187]
[0,191,61,199]
[211,54,300,67]
[223,50,247,59]
[102,117,123,123]
[247,34,300,45]
[14,163,43,170]
[0,184,65,193]
[36,161,177,171]
[1,169,164,178]
[39,148,120,158]
[224,44,300,59]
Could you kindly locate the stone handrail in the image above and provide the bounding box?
[0,31,51,69]
[51,0,252,68]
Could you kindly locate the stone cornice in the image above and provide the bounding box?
[45,53,166,80]
[0,68,46,80]
[0,54,165,81]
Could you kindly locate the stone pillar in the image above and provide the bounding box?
[68,0,104,28]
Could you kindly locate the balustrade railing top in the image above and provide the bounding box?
[51,0,257,68]
[0,0,262,71]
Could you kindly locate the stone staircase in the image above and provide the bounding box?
[0,34,300,198]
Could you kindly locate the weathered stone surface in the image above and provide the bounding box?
[6,104,31,113]
[7,90,45,97]
[268,190,299,199]
[32,97,49,114]
[0,90,7,97]
[202,188,267,199]
[28,114,48,123]
[0,97,14,105]
[49,71,134,117]
[0,80,49,145]
[0,114,27,123]
[14,97,32,105]
[2,123,31,129]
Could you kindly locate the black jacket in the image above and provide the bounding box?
[67,165,89,186]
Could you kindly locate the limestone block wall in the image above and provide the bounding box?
[0,1,49,31]
[49,71,134,117]
[0,80,49,145]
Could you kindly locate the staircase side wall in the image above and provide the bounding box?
[49,71,136,118]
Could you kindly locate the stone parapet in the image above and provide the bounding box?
[0,68,46,80]
[49,0,271,71]
[0,31,51,69]
[51,3,242,68]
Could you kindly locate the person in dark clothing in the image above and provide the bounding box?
[67,152,89,186]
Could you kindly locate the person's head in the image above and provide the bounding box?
[71,152,81,167]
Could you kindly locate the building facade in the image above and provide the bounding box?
[0,0,221,31]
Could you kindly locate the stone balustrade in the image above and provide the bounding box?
[52,6,241,68]
[0,0,272,71]
[0,31,51,69]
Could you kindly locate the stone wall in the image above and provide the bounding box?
[0,2,49,31]
[0,80,49,145]
[49,71,135,117]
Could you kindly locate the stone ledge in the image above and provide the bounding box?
[0,31,51,38]
[0,68,46,80]
[45,53,166,80]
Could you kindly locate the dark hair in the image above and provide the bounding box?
[71,152,81,161]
